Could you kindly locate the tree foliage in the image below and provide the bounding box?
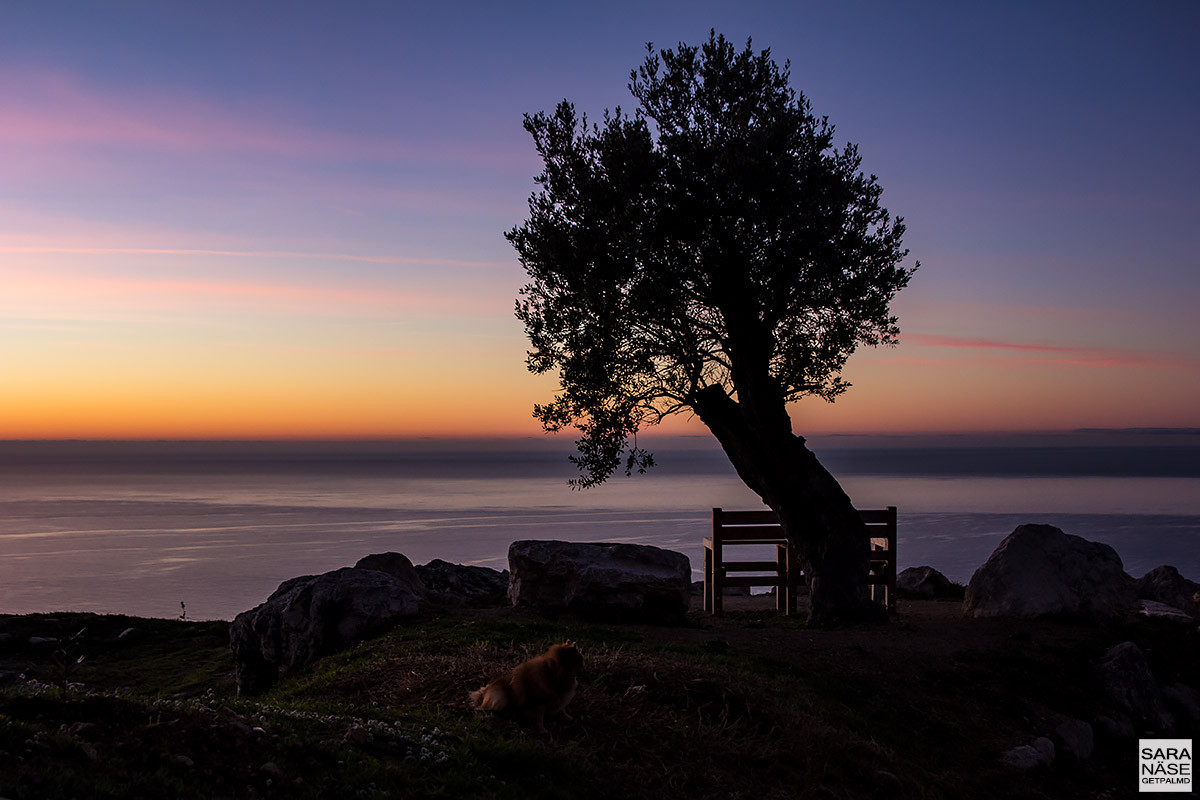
[508,32,916,487]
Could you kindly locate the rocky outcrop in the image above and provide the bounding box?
[354,552,428,595]
[508,540,691,624]
[415,559,509,607]
[357,553,509,607]
[962,524,1136,621]
[1098,641,1172,734]
[1136,565,1200,619]
[896,566,954,599]
[1162,683,1200,734]
[1054,719,1094,762]
[230,564,424,694]
[999,737,1055,771]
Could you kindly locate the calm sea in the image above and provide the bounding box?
[2,437,1197,620]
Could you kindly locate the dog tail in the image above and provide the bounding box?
[469,678,511,711]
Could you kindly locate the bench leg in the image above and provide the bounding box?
[787,545,798,616]
[703,546,713,613]
[776,543,787,614]
[713,543,723,615]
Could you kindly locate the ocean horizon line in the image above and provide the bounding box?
[3,426,1199,447]
[2,433,1199,479]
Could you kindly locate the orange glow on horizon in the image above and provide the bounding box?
[4,255,1196,441]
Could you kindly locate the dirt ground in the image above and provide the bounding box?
[674,592,1098,678]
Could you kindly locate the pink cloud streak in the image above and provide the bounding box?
[905,332,1190,369]
[0,245,509,270]
[0,69,533,170]
[3,270,499,317]
[0,72,335,156]
[906,333,1084,354]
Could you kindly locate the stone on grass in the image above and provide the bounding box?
[1137,600,1196,622]
[1162,683,1200,734]
[1054,718,1094,761]
[1136,565,1200,619]
[343,725,372,745]
[1098,641,1172,733]
[896,566,954,599]
[962,524,1135,621]
[230,564,424,694]
[260,762,285,781]
[66,721,100,740]
[1095,713,1136,741]
[999,738,1054,771]
[999,745,1040,770]
[508,540,691,624]
[415,559,509,607]
[873,770,902,789]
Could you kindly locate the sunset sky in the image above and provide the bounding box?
[3,1,1198,440]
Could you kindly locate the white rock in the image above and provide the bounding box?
[963,524,1135,621]
[507,540,691,623]
[1137,599,1195,622]
[230,562,424,694]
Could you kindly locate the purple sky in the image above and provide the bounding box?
[2,1,1198,438]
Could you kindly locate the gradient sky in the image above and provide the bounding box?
[2,1,1198,439]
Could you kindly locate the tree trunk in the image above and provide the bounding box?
[692,385,885,625]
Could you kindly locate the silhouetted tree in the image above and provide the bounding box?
[507,32,917,624]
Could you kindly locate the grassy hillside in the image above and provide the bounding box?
[1,602,1196,799]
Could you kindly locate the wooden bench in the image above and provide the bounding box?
[703,506,897,615]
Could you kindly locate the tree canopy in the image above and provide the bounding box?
[508,32,916,488]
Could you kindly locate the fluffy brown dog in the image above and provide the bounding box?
[469,642,583,733]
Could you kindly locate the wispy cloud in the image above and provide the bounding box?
[2,270,500,318]
[905,332,1190,369]
[1,71,337,157]
[0,68,530,169]
[907,333,1084,354]
[0,246,509,270]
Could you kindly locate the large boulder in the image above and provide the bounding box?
[415,559,509,607]
[354,552,428,595]
[1162,683,1200,734]
[962,524,1136,621]
[1136,565,1200,619]
[230,564,424,693]
[1054,718,1094,762]
[1098,641,1172,733]
[507,540,691,624]
[897,566,955,599]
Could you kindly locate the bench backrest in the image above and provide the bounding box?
[713,507,895,542]
[711,508,788,541]
[711,506,897,609]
